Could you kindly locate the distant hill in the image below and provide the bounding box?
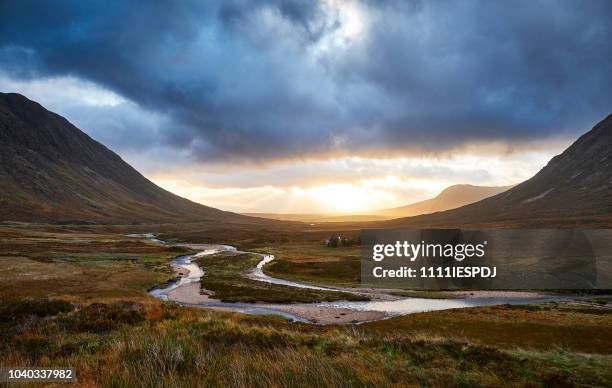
[0,93,269,224]
[245,184,512,223]
[372,184,513,218]
[242,213,389,223]
[386,114,612,228]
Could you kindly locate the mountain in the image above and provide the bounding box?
[386,114,612,228]
[372,184,513,218]
[0,92,267,224]
[244,184,512,223]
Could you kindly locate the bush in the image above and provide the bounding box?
[62,301,146,333]
[0,299,73,323]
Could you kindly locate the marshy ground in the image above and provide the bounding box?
[0,223,610,387]
[195,251,367,303]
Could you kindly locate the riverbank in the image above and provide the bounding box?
[149,236,572,324]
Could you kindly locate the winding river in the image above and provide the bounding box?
[138,234,569,324]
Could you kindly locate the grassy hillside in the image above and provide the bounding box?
[385,114,612,228]
[0,93,274,225]
[373,184,513,218]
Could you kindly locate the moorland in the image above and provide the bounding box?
[1,222,611,387]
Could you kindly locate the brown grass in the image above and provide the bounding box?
[253,242,362,287]
[196,252,367,303]
[0,225,189,302]
[1,301,611,387]
[1,224,611,386]
[363,303,612,354]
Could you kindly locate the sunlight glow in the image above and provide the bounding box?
[292,183,389,213]
[311,0,368,56]
[151,149,562,214]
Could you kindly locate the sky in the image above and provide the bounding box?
[0,0,611,213]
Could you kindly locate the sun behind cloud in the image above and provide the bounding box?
[292,183,386,213]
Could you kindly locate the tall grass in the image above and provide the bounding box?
[1,300,610,387]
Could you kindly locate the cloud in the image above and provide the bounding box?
[0,0,610,163]
[148,156,513,213]
[145,148,560,213]
[0,73,170,153]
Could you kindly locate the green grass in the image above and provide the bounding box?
[0,226,190,301]
[197,252,367,303]
[255,242,363,287]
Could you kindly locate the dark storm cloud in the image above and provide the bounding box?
[0,0,610,162]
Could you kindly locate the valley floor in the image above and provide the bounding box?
[0,223,610,387]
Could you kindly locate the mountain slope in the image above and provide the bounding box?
[373,184,513,218]
[386,114,612,228]
[0,92,265,224]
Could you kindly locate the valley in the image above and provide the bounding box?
[1,94,611,386]
[1,222,611,386]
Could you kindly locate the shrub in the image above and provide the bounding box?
[0,299,73,324]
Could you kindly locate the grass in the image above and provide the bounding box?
[1,299,610,387]
[0,225,190,301]
[1,223,611,386]
[250,242,476,295]
[254,242,363,287]
[196,251,367,303]
[363,303,612,354]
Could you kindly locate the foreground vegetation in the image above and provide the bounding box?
[364,302,612,354]
[1,299,611,387]
[196,252,367,303]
